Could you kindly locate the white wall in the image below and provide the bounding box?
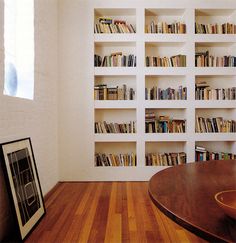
[0,0,59,240]
[58,0,94,180]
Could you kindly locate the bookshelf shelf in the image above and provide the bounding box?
[145,42,187,55]
[145,141,187,166]
[91,2,236,176]
[194,100,236,108]
[144,67,187,75]
[145,8,187,34]
[94,100,136,109]
[194,133,236,141]
[194,67,236,75]
[145,100,187,109]
[144,133,187,141]
[144,34,187,42]
[94,134,137,142]
[94,34,136,42]
[194,35,236,43]
[94,67,137,75]
[195,140,236,161]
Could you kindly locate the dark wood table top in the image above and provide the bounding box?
[149,160,236,243]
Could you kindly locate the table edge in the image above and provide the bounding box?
[148,177,231,243]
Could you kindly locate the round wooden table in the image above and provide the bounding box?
[149,160,236,243]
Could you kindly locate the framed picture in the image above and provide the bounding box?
[0,138,45,241]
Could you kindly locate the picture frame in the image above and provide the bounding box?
[0,138,45,241]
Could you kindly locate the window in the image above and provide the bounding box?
[4,0,34,100]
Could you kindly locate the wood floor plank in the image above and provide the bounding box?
[126,183,137,232]
[159,210,183,242]
[75,183,96,215]
[140,182,170,242]
[150,200,171,243]
[25,182,208,243]
[77,183,104,243]
[120,183,130,243]
[130,183,148,243]
[104,182,122,243]
[176,229,192,243]
[87,183,111,243]
[63,183,99,242]
[47,183,88,243]
[133,182,155,243]
[126,182,139,243]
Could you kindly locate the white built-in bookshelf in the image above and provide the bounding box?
[92,3,236,175]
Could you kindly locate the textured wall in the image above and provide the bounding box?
[0,0,59,240]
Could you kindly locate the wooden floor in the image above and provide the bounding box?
[26,182,207,243]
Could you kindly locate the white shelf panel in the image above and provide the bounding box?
[195,9,235,16]
[194,67,236,76]
[145,8,186,16]
[94,67,137,76]
[144,34,187,42]
[194,34,236,43]
[145,133,187,141]
[194,133,236,141]
[144,67,187,75]
[145,100,187,108]
[195,100,236,108]
[94,100,136,109]
[94,34,137,42]
[94,133,137,142]
[94,8,136,16]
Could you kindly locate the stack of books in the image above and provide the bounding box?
[95,152,136,166]
[146,21,186,34]
[195,81,236,100]
[146,152,186,166]
[145,86,187,100]
[195,22,236,34]
[94,84,135,100]
[94,53,136,67]
[145,113,186,133]
[195,116,236,133]
[195,51,236,67]
[94,17,136,34]
[95,121,136,133]
[146,55,186,67]
[195,146,236,161]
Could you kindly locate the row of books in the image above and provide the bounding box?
[145,113,186,133]
[195,51,236,67]
[95,21,236,34]
[94,18,136,34]
[145,86,187,100]
[195,22,236,34]
[146,152,186,166]
[95,152,136,166]
[94,84,135,100]
[195,82,236,100]
[95,121,136,133]
[146,55,186,67]
[195,146,236,161]
[146,21,186,34]
[195,116,236,133]
[94,53,136,67]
